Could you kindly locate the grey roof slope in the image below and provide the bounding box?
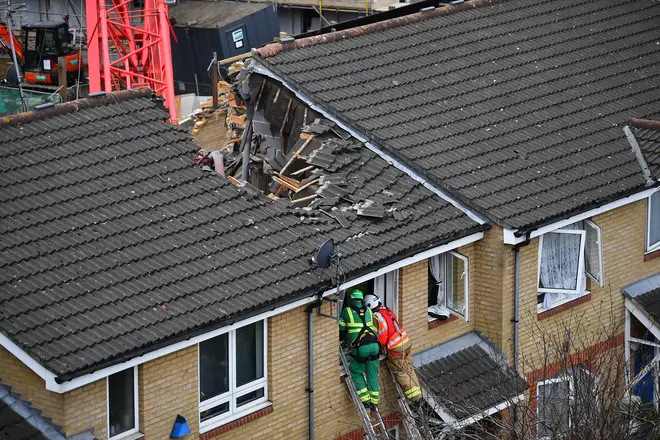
[622,272,660,328]
[0,89,483,380]
[0,379,66,440]
[631,119,660,181]
[253,0,660,233]
[414,332,528,420]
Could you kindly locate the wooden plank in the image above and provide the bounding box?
[273,176,299,192]
[57,56,68,103]
[295,178,319,193]
[291,194,319,204]
[227,176,241,185]
[291,165,315,176]
[211,52,218,109]
[218,52,252,66]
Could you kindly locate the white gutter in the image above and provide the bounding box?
[1,231,483,393]
[452,393,526,429]
[248,60,488,226]
[503,186,659,244]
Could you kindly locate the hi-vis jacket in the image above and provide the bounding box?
[339,305,379,346]
[374,307,409,352]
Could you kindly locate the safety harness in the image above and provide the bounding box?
[349,304,380,363]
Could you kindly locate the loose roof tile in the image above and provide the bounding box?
[254,0,660,232]
[0,89,483,380]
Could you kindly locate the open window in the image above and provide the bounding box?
[350,270,399,315]
[647,191,660,253]
[538,220,602,312]
[428,252,469,321]
[198,320,268,433]
[107,367,139,440]
[536,368,597,439]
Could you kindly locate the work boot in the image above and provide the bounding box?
[363,402,375,412]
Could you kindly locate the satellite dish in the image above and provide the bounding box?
[315,239,335,269]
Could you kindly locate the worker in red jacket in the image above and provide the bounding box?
[364,294,422,402]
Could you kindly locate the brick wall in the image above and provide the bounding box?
[141,345,199,438]
[0,345,64,427]
[193,111,228,152]
[63,379,106,438]
[516,199,660,374]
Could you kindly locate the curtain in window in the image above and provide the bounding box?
[540,222,584,309]
[428,254,450,318]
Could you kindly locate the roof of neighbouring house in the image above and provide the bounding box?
[252,0,660,234]
[0,379,68,440]
[169,0,272,28]
[0,88,483,381]
[622,272,660,328]
[414,332,529,421]
[630,119,660,181]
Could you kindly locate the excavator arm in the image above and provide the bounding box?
[0,22,24,62]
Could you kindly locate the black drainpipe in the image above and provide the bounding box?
[306,301,321,440]
[512,233,530,423]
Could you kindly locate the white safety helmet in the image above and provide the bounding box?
[363,294,380,310]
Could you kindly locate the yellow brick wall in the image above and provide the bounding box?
[516,199,660,374]
[141,345,199,438]
[0,345,64,427]
[63,379,106,438]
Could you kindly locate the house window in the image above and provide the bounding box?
[198,320,268,433]
[647,191,660,252]
[537,220,602,312]
[107,367,139,439]
[351,271,399,315]
[428,252,469,321]
[536,369,597,439]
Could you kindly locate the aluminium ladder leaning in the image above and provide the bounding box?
[385,362,425,440]
[339,345,391,440]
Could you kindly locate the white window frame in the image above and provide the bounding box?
[537,229,586,296]
[448,251,469,321]
[536,369,598,439]
[106,366,139,440]
[375,270,399,316]
[536,376,571,439]
[428,251,470,322]
[198,320,269,434]
[647,191,660,253]
[584,219,604,287]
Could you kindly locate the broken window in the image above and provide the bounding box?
[428,252,469,321]
[107,367,139,439]
[198,320,267,433]
[537,220,602,312]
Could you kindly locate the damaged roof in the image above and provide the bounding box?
[622,272,660,329]
[0,88,483,380]
[414,332,529,421]
[253,0,660,233]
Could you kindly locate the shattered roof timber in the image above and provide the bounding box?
[253,0,660,233]
[0,88,484,380]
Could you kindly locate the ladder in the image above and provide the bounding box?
[385,362,424,440]
[339,345,391,440]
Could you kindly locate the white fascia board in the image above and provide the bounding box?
[625,297,660,342]
[503,186,659,244]
[452,393,526,430]
[248,60,488,226]
[325,231,484,295]
[1,232,482,393]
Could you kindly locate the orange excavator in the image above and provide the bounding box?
[0,19,83,86]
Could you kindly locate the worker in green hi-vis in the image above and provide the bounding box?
[338,288,381,410]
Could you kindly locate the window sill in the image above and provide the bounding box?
[109,432,144,440]
[428,314,458,330]
[537,293,592,320]
[645,248,660,262]
[199,403,273,439]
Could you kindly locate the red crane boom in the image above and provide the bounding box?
[85,0,177,123]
